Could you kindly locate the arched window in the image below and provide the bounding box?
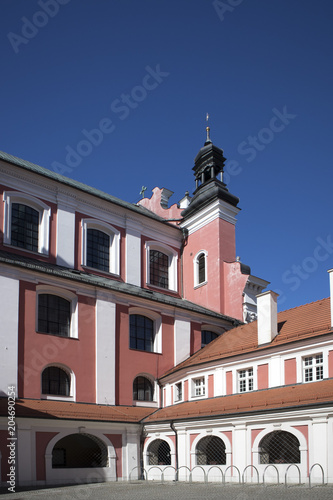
[130,314,154,352]
[133,376,153,401]
[147,439,171,465]
[42,366,70,396]
[52,433,108,468]
[81,219,120,275]
[3,192,51,255]
[259,431,300,464]
[196,436,226,465]
[201,330,218,347]
[38,294,71,337]
[194,250,207,287]
[145,241,178,292]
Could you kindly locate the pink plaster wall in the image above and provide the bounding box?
[116,305,175,405]
[136,187,182,222]
[208,374,214,398]
[182,217,245,319]
[18,281,96,402]
[35,432,59,480]
[329,350,333,377]
[105,434,122,479]
[284,358,297,385]
[226,371,233,395]
[257,363,269,390]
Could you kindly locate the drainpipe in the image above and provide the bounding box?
[180,228,188,299]
[139,424,146,480]
[170,421,178,481]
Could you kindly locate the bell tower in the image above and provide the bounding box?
[180,123,249,322]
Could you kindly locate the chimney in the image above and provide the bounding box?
[328,269,333,328]
[256,290,279,345]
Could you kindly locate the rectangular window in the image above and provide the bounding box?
[86,228,110,272]
[11,203,39,252]
[303,354,324,382]
[149,250,169,289]
[193,377,205,397]
[38,294,71,337]
[238,368,254,392]
[175,382,183,402]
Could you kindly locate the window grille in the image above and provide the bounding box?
[303,354,323,382]
[38,294,71,337]
[196,436,226,465]
[130,314,154,352]
[133,376,153,401]
[259,430,300,464]
[42,366,70,396]
[11,203,39,252]
[238,368,253,392]
[86,228,110,272]
[149,250,169,289]
[193,377,205,397]
[52,433,108,468]
[147,439,171,465]
[201,330,218,347]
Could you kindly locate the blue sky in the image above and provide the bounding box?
[1,0,332,311]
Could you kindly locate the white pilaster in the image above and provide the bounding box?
[0,275,19,395]
[56,204,75,267]
[17,426,34,486]
[174,316,191,365]
[310,417,328,483]
[125,219,142,286]
[95,294,116,405]
[269,355,282,387]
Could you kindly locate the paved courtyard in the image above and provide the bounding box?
[1,482,333,500]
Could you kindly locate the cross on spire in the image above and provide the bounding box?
[140,186,147,198]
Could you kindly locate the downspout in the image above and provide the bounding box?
[170,421,178,481]
[139,424,146,480]
[180,228,188,299]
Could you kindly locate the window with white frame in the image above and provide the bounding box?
[81,219,120,275]
[3,191,51,255]
[41,365,74,400]
[36,286,78,338]
[175,382,183,402]
[238,368,254,392]
[128,307,162,353]
[194,250,207,287]
[192,377,205,397]
[145,241,178,292]
[303,354,324,382]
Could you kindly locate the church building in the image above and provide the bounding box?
[0,127,332,487]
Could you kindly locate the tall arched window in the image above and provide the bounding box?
[42,366,70,396]
[259,431,300,464]
[196,435,226,465]
[147,439,171,465]
[133,376,153,401]
[194,250,207,287]
[130,314,154,352]
[52,433,108,468]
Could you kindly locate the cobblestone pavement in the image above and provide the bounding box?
[1,482,333,500]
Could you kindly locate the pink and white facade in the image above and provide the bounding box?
[0,132,332,488]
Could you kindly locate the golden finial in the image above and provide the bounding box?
[205,112,211,144]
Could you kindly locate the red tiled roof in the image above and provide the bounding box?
[143,378,333,423]
[0,398,153,423]
[161,298,332,378]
